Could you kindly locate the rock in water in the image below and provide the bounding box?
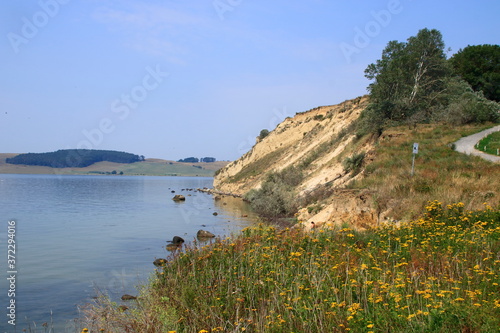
[172,236,185,244]
[121,294,137,301]
[166,236,185,251]
[153,258,167,267]
[172,195,185,201]
[197,230,216,238]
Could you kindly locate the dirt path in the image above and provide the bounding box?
[454,125,500,163]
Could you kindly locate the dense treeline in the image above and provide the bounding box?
[450,44,500,102]
[6,149,143,168]
[178,157,200,163]
[177,157,216,163]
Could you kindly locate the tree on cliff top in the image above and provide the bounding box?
[364,28,450,128]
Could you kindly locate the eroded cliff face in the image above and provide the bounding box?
[214,96,379,229]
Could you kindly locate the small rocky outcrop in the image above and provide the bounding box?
[172,195,185,201]
[121,294,137,301]
[197,230,215,238]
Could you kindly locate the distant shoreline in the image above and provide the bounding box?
[0,153,229,177]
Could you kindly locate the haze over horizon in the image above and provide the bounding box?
[1,0,499,161]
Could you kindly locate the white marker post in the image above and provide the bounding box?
[411,143,419,176]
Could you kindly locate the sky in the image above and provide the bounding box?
[1,0,499,161]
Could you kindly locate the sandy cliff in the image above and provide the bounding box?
[214,96,380,229]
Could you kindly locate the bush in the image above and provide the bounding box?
[259,129,270,140]
[244,166,303,218]
[343,152,365,175]
[437,78,500,125]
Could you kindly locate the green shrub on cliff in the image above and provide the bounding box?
[245,166,303,218]
[343,152,365,176]
[259,129,270,140]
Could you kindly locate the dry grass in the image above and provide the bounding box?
[355,123,500,220]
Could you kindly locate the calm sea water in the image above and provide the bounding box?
[0,174,258,332]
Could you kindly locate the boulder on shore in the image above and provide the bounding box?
[172,195,185,201]
[197,230,216,238]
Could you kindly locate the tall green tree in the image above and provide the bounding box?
[449,44,500,102]
[364,28,451,127]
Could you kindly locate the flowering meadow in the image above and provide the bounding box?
[85,201,500,332]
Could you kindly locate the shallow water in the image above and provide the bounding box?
[0,174,257,332]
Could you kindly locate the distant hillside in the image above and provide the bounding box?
[6,149,142,168]
[0,153,228,177]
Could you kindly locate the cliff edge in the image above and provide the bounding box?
[214,96,379,229]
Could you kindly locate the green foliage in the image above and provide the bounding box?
[343,152,365,175]
[439,77,500,124]
[6,149,141,168]
[245,166,303,218]
[365,28,450,127]
[178,157,199,163]
[214,167,223,176]
[259,129,270,140]
[364,30,499,130]
[449,44,500,102]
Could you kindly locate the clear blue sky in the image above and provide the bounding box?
[1,0,499,161]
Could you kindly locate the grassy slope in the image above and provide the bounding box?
[0,154,228,177]
[349,123,500,219]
